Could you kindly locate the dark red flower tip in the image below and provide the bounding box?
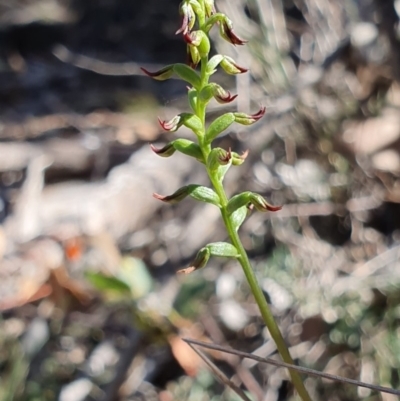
[215,91,238,104]
[157,116,180,131]
[265,204,282,212]
[153,193,167,201]
[222,22,247,46]
[140,67,156,77]
[150,143,160,153]
[219,147,232,163]
[251,106,266,121]
[183,31,194,45]
[176,14,190,35]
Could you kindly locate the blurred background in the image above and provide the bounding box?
[1,0,400,400]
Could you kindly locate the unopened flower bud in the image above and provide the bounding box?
[233,107,266,125]
[207,147,231,172]
[177,241,239,274]
[177,247,210,274]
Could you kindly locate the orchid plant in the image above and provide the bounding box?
[142,1,312,400]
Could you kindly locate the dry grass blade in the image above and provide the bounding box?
[186,342,253,401]
[52,45,169,77]
[183,338,400,397]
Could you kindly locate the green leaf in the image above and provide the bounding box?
[85,272,131,294]
[207,242,240,258]
[118,256,153,299]
[205,112,235,143]
[231,205,247,232]
[173,64,201,89]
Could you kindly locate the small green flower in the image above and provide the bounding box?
[220,56,248,74]
[219,18,247,45]
[176,1,196,35]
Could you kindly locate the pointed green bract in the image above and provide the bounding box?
[231,206,248,232]
[203,12,225,33]
[205,112,235,143]
[152,139,204,162]
[206,55,224,74]
[207,242,240,258]
[227,192,251,215]
[199,84,215,103]
[188,88,198,113]
[154,184,221,207]
[188,185,221,206]
[180,113,204,136]
[173,139,204,162]
[173,64,201,88]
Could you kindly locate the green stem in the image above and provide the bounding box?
[196,56,312,401]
